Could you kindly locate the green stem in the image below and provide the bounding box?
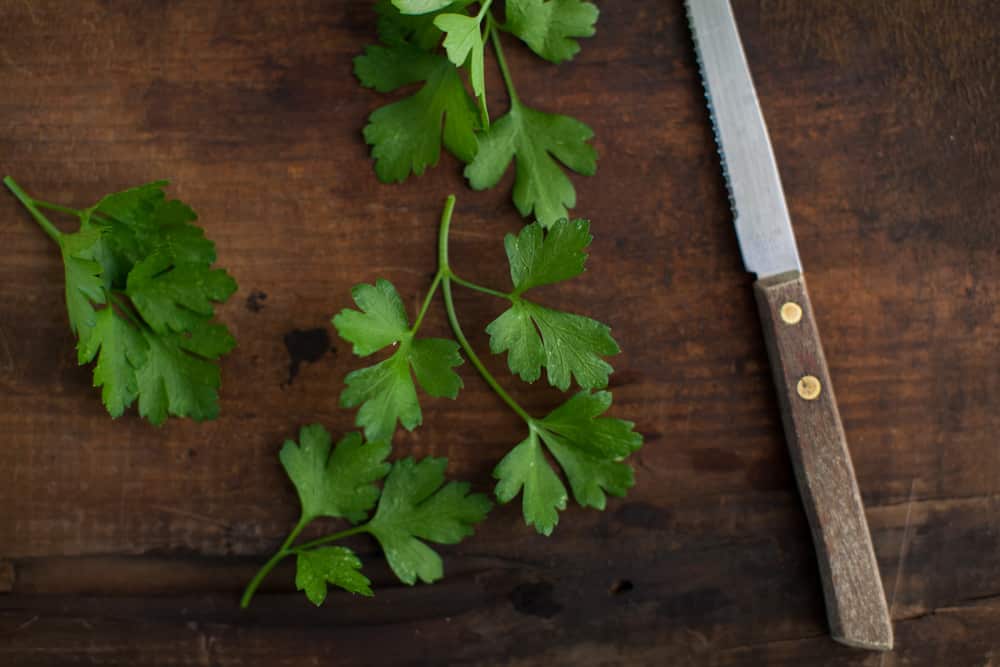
[240,514,310,609]
[437,195,458,271]
[449,273,510,300]
[437,197,534,426]
[109,293,149,332]
[477,83,491,130]
[475,6,495,130]
[411,271,443,335]
[489,15,519,106]
[32,199,84,218]
[4,177,64,244]
[292,524,370,553]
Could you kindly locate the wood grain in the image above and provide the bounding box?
[0,0,998,665]
[755,271,891,650]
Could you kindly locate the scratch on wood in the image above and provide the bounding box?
[881,479,917,667]
[0,615,38,637]
[152,505,231,529]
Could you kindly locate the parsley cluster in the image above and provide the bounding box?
[240,424,491,606]
[334,197,643,536]
[4,177,237,424]
[356,0,600,226]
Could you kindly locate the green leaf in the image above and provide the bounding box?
[409,338,464,398]
[280,425,392,523]
[393,0,454,15]
[341,351,422,443]
[495,392,642,534]
[487,219,617,390]
[493,431,567,535]
[334,280,463,442]
[332,279,409,356]
[489,301,617,390]
[135,329,230,425]
[59,229,106,345]
[341,339,463,443]
[355,43,443,94]
[92,183,217,275]
[359,51,480,183]
[465,102,595,227]
[434,11,486,98]
[503,219,592,293]
[538,391,642,508]
[368,457,492,585]
[504,0,599,64]
[126,252,237,334]
[375,0,469,50]
[295,547,373,605]
[485,304,544,383]
[76,308,147,418]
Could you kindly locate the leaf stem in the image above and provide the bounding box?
[476,6,495,130]
[411,271,443,335]
[292,524,370,552]
[4,177,64,244]
[449,273,509,300]
[32,199,84,218]
[240,514,310,609]
[437,196,534,426]
[489,15,519,106]
[109,293,150,332]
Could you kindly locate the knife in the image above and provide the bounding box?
[686,0,893,651]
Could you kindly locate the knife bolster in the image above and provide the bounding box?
[753,271,893,651]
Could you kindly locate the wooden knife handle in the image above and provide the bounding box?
[754,271,893,651]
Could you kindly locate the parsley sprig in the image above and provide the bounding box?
[240,424,491,607]
[334,197,643,536]
[357,0,600,227]
[4,177,237,424]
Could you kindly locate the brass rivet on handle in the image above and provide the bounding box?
[780,301,803,325]
[797,375,822,400]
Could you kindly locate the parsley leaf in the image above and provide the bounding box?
[77,307,145,418]
[60,229,107,345]
[503,0,599,64]
[295,547,373,605]
[242,424,491,607]
[368,456,493,584]
[4,178,237,424]
[488,301,618,390]
[126,253,236,333]
[494,430,567,536]
[503,217,591,293]
[495,391,642,534]
[435,10,488,98]
[376,0,474,50]
[280,425,392,523]
[486,220,618,390]
[464,102,596,227]
[134,328,231,424]
[355,45,479,183]
[334,279,464,442]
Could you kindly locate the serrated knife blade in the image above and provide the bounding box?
[686,0,894,651]
[686,0,800,278]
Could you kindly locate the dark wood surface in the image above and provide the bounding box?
[1,1,998,665]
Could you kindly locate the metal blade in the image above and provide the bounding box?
[686,0,802,278]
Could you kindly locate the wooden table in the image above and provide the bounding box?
[1,1,998,664]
